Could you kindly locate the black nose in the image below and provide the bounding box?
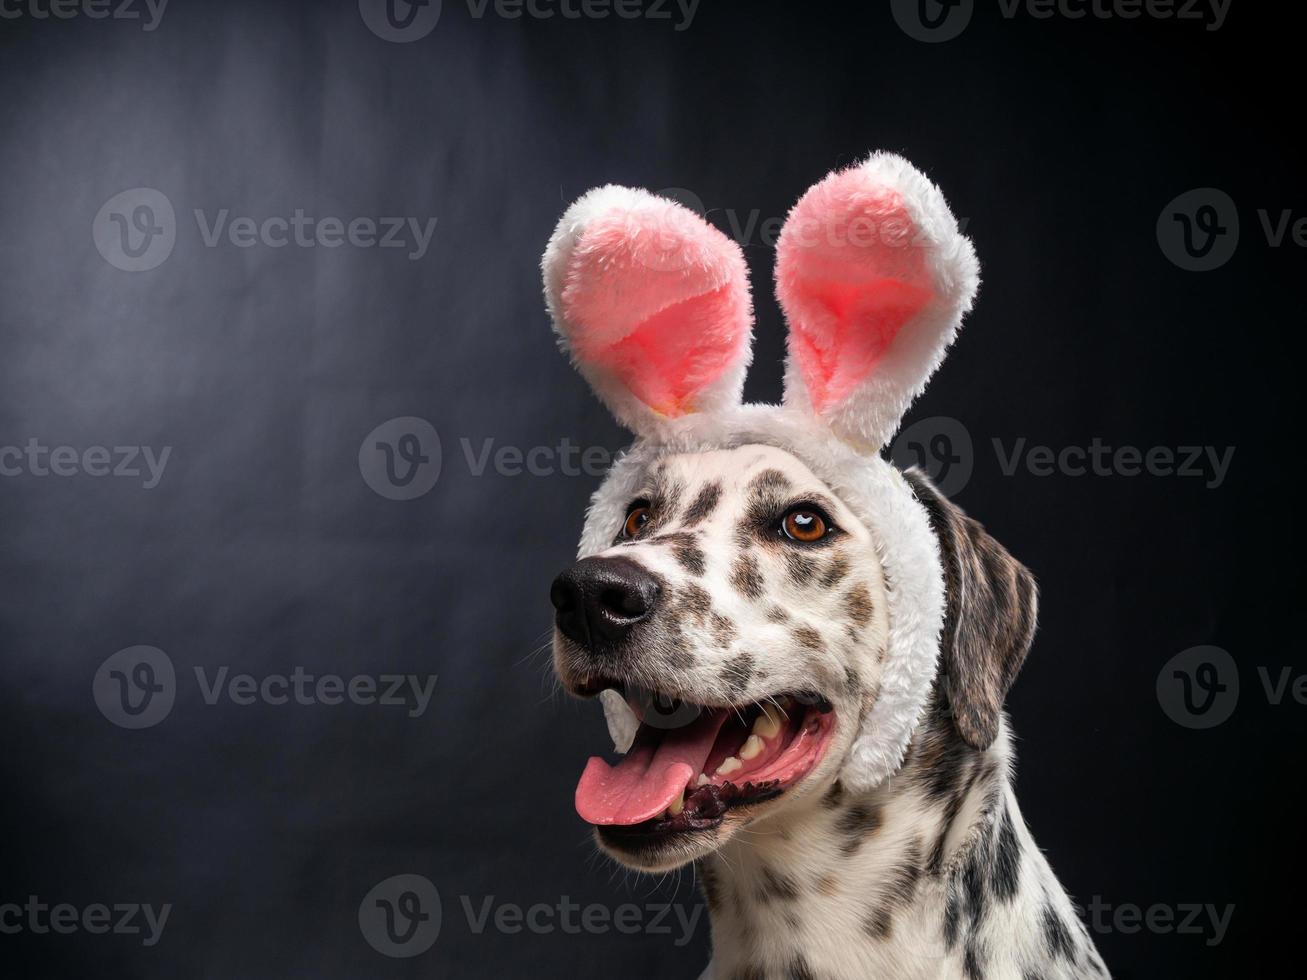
[550,556,661,651]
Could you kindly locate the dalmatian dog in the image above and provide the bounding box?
[542,153,1110,980]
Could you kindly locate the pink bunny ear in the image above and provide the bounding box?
[776,153,979,451]
[543,186,753,434]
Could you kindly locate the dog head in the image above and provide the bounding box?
[542,154,1032,871]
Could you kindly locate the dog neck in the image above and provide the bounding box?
[695,692,1108,979]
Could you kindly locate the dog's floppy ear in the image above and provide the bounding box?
[775,153,978,452]
[904,470,1038,749]
[542,186,754,436]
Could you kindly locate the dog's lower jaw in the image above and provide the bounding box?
[695,714,1112,980]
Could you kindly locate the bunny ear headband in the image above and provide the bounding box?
[541,153,979,793]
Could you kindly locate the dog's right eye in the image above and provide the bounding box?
[621,503,652,539]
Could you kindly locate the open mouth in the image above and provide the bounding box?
[573,687,836,840]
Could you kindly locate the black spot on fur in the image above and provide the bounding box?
[1041,905,1075,961]
[680,583,712,620]
[962,829,990,933]
[723,653,755,697]
[836,803,884,855]
[747,468,792,493]
[787,954,816,980]
[820,555,851,588]
[644,472,686,535]
[682,481,723,527]
[710,612,737,646]
[943,882,963,950]
[843,665,861,697]
[822,781,844,808]
[757,866,799,903]
[678,544,707,575]
[792,625,824,651]
[992,806,1022,902]
[784,550,818,583]
[766,605,790,623]
[846,585,874,628]
[656,624,695,670]
[731,554,765,600]
[863,842,923,942]
[964,938,986,980]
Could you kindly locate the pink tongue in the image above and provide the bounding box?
[575,709,729,825]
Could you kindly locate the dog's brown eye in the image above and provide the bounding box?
[782,509,828,543]
[622,505,652,539]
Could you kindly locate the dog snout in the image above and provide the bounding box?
[550,556,661,651]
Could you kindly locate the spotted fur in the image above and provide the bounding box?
[553,448,1107,979]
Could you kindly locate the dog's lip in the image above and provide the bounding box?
[567,673,833,715]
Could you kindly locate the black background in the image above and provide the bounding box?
[0,1,1299,977]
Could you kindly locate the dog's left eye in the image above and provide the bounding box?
[621,503,652,539]
[781,507,830,543]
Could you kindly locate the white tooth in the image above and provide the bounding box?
[753,706,782,739]
[600,689,638,754]
[739,734,765,761]
[696,773,711,787]
[716,756,742,776]
[668,791,685,817]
